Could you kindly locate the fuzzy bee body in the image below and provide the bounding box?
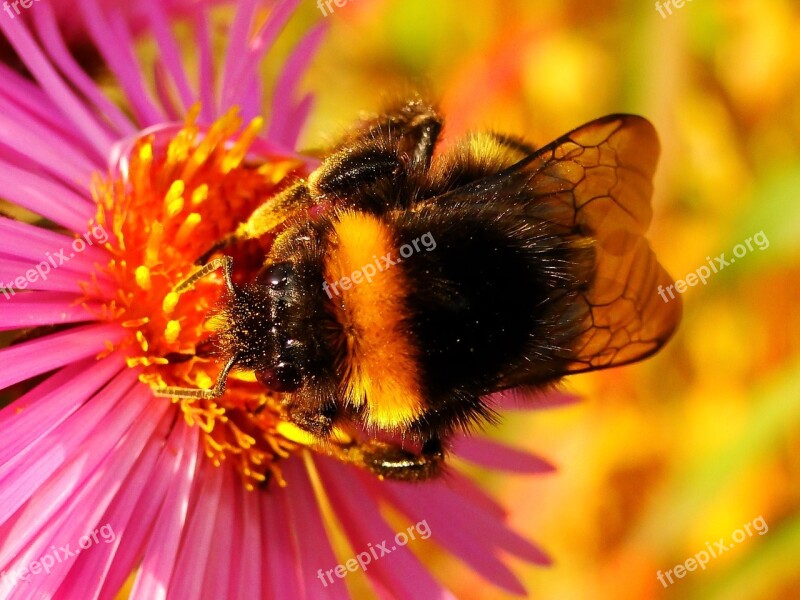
[171,97,681,480]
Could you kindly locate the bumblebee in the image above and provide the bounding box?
[158,96,681,481]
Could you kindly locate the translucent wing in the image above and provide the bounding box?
[423,114,681,374]
[519,114,681,372]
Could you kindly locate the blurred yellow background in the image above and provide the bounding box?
[3,1,796,598]
[289,0,800,598]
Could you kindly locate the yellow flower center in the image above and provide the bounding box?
[91,105,312,489]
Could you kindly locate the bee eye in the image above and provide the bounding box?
[257,363,301,392]
[261,262,294,289]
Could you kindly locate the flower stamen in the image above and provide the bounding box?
[90,106,308,489]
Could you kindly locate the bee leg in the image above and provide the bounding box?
[235,181,315,241]
[195,236,236,265]
[402,104,443,171]
[332,437,445,481]
[285,407,336,439]
[279,388,341,438]
[347,96,442,171]
[307,100,443,211]
[195,182,314,264]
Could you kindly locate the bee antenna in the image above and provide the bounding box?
[173,255,235,296]
[153,354,238,400]
[152,256,237,400]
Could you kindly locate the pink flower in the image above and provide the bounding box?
[1,0,226,41]
[0,0,227,76]
[0,1,561,597]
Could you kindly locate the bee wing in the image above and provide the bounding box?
[523,114,681,372]
[429,114,682,373]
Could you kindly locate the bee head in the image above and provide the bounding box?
[215,261,308,393]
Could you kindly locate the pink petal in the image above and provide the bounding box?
[0,66,103,184]
[229,475,263,600]
[225,0,300,113]
[130,422,199,600]
[373,474,528,595]
[153,60,182,121]
[282,457,350,600]
[0,267,114,301]
[384,477,552,567]
[0,353,126,457]
[78,0,165,126]
[262,474,305,598]
[0,6,114,162]
[280,93,315,150]
[267,23,326,146]
[316,457,455,599]
[0,159,94,231]
[199,467,237,600]
[239,71,265,124]
[220,0,259,109]
[31,2,136,137]
[0,109,98,184]
[166,458,224,598]
[0,256,111,296]
[57,409,175,600]
[0,323,125,390]
[0,292,100,331]
[0,384,157,571]
[193,13,217,123]
[142,0,195,111]
[443,470,508,519]
[2,387,167,599]
[452,437,556,473]
[0,217,109,268]
[0,62,88,145]
[0,370,139,521]
[99,418,194,600]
